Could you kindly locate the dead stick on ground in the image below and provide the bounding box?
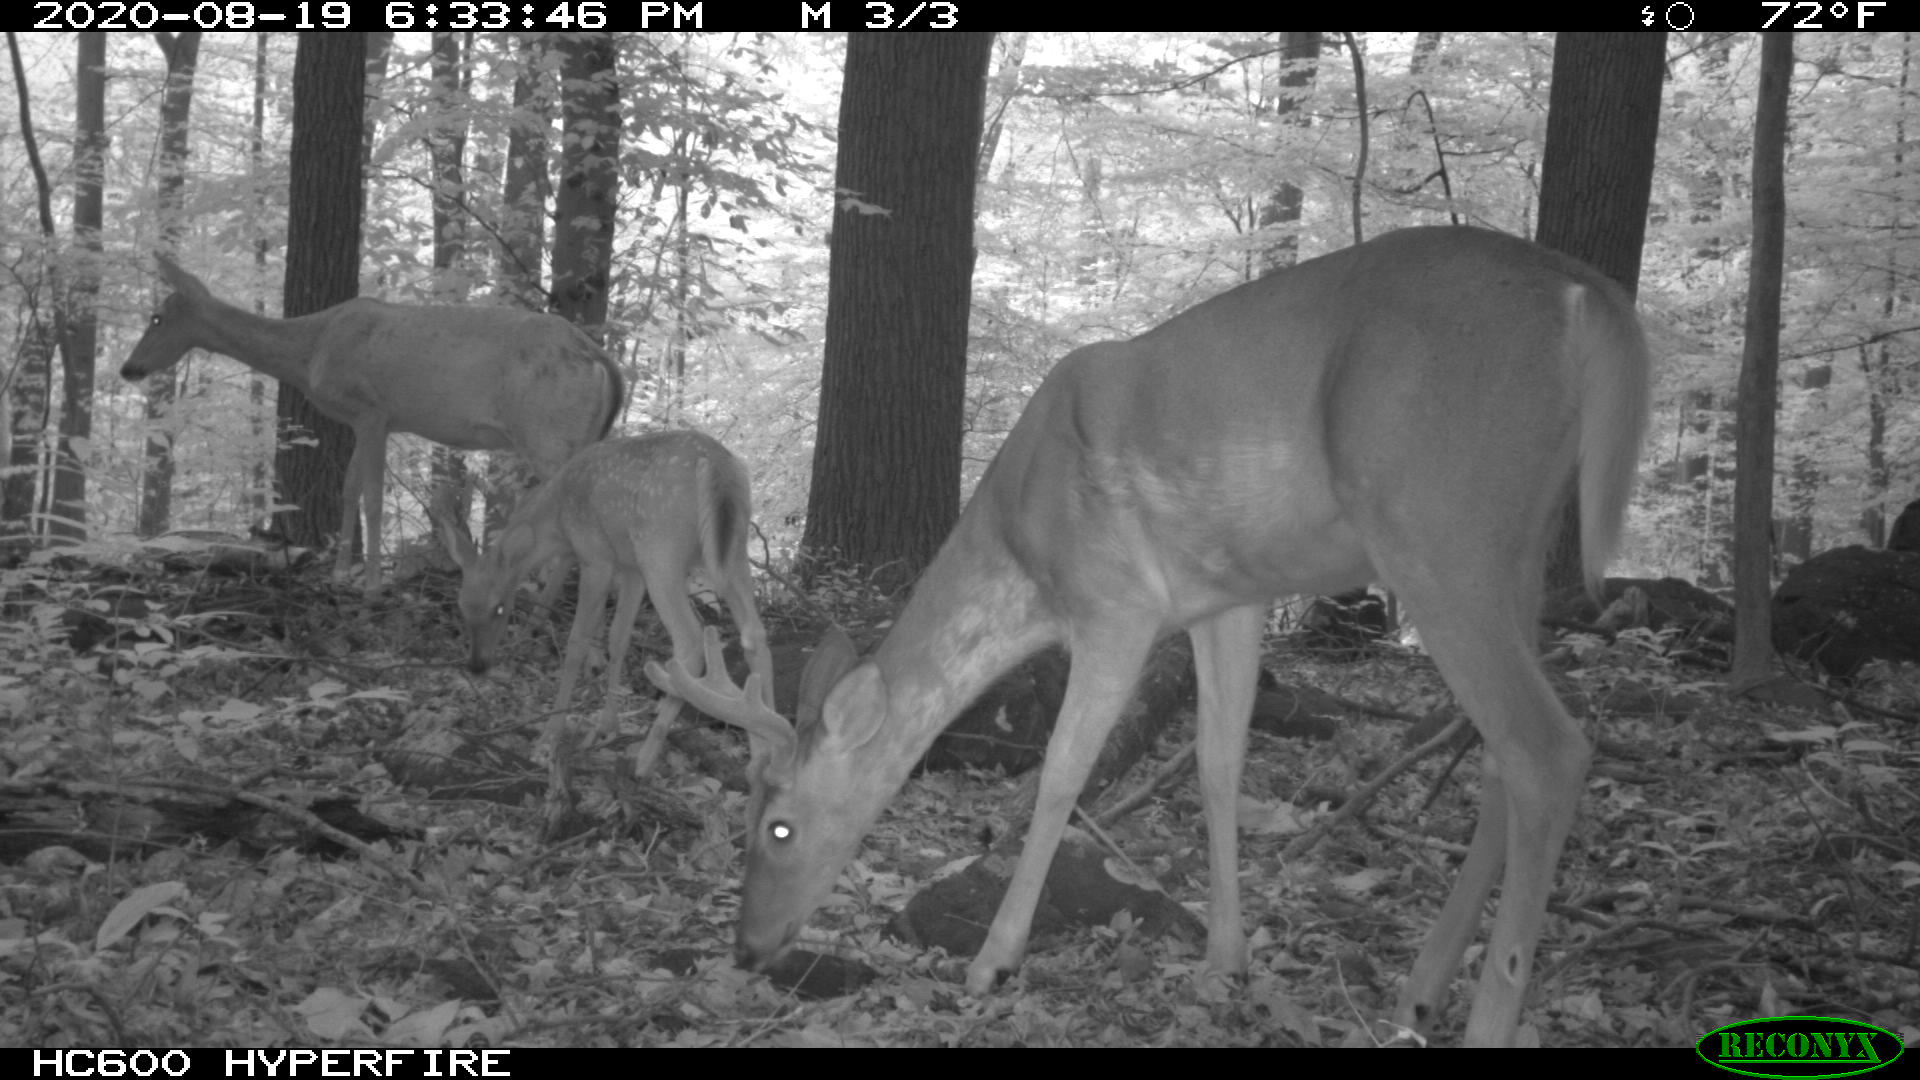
[1282,713,1470,861]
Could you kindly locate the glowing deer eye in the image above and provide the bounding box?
[149,315,162,326]
[768,821,793,843]
[492,604,505,618]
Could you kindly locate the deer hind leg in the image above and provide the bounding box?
[627,552,707,782]
[967,620,1157,995]
[595,568,651,746]
[718,568,775,711]
[340,424,387,593]
[1188,603,1266,985]
[544,558,614,840]
[1381,561,1589,1046]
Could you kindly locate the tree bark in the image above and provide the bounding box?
[1732,33,1793,684]
[1257,32,1322,272]
[1534,31,1666,592]
[551,32,620,336]
[273,33,366,551]
[248,31,269,521]
[54,33,106,541]
[429,31,473,522]
[497,33,552,312]
[802,32,995,588]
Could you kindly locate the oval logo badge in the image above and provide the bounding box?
[1697,1016,1904,1078]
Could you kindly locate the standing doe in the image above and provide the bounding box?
[121,255,625,593]
[650,227,1652,1046]
[438,431,776,839]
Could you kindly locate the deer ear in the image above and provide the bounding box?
[430,509,478,571]
[819,661,887,750]
[797,627,861,727]
[153,252,206,298]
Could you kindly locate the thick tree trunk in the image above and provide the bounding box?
[273,33,366,552]
[802,33,995,588]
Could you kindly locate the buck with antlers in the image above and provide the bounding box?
[650,226,1650,1046]
[121,255,626,593]
[438,430,776,839]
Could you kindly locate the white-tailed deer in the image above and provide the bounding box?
[649,227,1650,1046]
[437,430,776,838]
[121,255,626,593]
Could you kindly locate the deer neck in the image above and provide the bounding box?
[865,507,1058,766]
[191,294,335,394]
[494,480,573,584]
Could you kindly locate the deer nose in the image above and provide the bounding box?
[734,918,799,972]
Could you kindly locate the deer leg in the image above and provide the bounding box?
[336,425,377,590]
[967,622,1157,995]
[1396,761,1508,1036]
[1388,588,1588,1046]
[630,554,706,782]
[596,568,650,746]
[1188,604,1266,984]
[544,558,614,840]
[719,570,775,711]
[361,434,389,595]
[1462,677,1586,1047]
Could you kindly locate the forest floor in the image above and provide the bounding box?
[3,544,1918,1048]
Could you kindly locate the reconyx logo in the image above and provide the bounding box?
[1697,1016,1903,1078]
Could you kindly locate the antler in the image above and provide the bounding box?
[646,627,795,754]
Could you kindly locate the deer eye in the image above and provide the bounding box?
[149,314,163,326]
[492,604,506,618]
[768,821,794,844]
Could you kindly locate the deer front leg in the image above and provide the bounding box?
[596,569,650,747]
[1189,604,1264,985]
[967,625,1155,994]
[544,559,615,841]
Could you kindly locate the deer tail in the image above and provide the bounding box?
[1571,280,1652,598]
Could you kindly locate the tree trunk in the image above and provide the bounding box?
[497,33,551,312]
[1534,31,1666,592]
[429,31,470,295]
[429,31,473,523]
[273,33,366,552]
[1257,32,1322,273]
[7,32,68,549]
[489,33,556,534]
[137,31,202,539]
[551,32,620,335]
[1732,33,1792,684]
[801,32,995,588]
[248,31,269,522]
[54,33,106,541]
